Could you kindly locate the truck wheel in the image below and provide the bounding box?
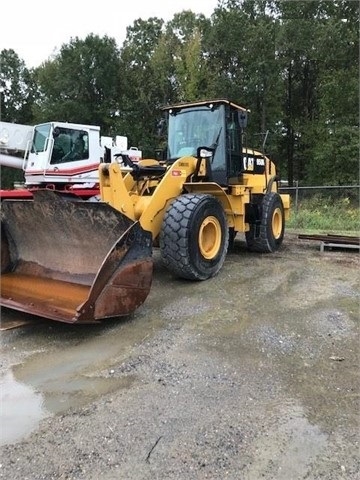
[160,193,229,280]
[245,192,285,253]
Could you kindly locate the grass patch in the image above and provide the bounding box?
[286,195,360,234]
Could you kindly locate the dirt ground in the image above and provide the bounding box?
[0,233,359,480]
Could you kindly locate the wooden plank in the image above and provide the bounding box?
[299,234,360,245]
[320,242,360,253]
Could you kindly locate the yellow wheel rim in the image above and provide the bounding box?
[272,207,283,239]
[198,216,222,259]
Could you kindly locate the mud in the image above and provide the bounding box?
[0,233,359,480]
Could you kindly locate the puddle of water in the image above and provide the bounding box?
[42,375,134,414]
[0,367,135,446]
[243,403,328,480]
[1,308,164,446]
[0,371,49,446]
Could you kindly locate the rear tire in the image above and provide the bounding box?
[246,192,285,253]
[160,193,229,280]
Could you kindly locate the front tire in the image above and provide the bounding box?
[246,192,285,253]
[160,194,229,280]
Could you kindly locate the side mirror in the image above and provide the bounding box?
[238,111,248,129]
[156,119,166,137]
[155,149,165,161]
[197,146,213,159]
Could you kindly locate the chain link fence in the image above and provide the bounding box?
[279,183,360,232]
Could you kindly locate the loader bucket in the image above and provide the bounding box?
[0,191,153,324]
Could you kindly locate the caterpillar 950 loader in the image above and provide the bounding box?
[1,99,290,325]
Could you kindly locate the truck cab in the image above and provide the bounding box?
[0,120,141,196]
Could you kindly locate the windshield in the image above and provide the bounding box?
[31,124,51,153]
[167,105,224,159]
[51,126,89,164]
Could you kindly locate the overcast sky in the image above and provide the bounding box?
[1,0,219,68]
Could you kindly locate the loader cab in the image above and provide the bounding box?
[163,99,248,186]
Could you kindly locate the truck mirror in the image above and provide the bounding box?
[238,112,248,129]
[155,149,165,161]
[156,119,166,137]
[197,146,213,158]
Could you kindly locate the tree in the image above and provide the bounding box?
[0,49,37,188]
[33,35,121,133]
[0,49,36,123]
[308,0,359,185]
[273,0,359,185]
[208,1,283,160]
[2,1,357,187]
[115,18,166,155]
[165,11,212,101]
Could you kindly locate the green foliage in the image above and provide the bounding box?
[0,49,37,123]
[0,0,358,185]
[166,11,212,102]
[33,35,121,131]
[117,17,167,155]
[0,166,24,189]
[287,194,360,232]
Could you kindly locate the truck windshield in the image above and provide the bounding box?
[51,127,89,164]
[31,124,51,153]
[167,105,224,160]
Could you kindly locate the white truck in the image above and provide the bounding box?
[0,120,141,199]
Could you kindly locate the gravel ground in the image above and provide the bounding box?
[0,233,359,480]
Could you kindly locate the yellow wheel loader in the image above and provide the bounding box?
[1,99,290,324]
